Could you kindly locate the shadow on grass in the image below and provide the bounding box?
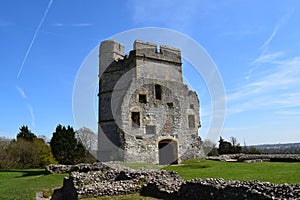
[181,164,212,169]
[0,169,46,177]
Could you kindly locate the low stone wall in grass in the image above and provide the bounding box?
[142,178,300,200]
[50,162,182,199]
[45,163,111,174]
[49,162,300,200]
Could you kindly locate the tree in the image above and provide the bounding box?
[76,127,97,158]
[32,138,57,167]
[230,136,242,154]
[0,137,12,168]
[218,137,232,154]
[17,125,37,142]
[3,126,58,169]
[7,139,36,168]
[202,139,218,156]
[218,136,242,154]
[50,124,93,165]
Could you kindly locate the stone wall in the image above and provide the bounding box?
[50,163,182,200]
[120,78,201,164]
[98,40,202,164]
[142,178,300,200]
[49,163,300,200]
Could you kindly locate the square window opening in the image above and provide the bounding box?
[167,102,174,108]
[139,94,147,103]
[131,112,140,128]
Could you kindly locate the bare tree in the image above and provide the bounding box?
[230,136,241,153]
[76,127,97,157]
[202,139,217,155]
[230,136,237,147]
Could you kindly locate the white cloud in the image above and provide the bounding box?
[27,104,35,128]
[246,10,294,79]
[230,10,299,116]
[15,86,35,128]
[251,51,284,66]
[16,85,27,99]
[227,55,300,115]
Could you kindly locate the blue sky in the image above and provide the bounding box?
[1,0,299,145]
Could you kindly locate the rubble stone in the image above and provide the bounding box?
[49,163,300,200]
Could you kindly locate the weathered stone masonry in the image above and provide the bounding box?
[49,163,300,200]
[98,40,202,164]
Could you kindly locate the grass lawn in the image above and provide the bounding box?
[0,159,299,200]
[121,162,163,170]
[0,169,67,200]
[163,159,300,184]
[85,159,300,200]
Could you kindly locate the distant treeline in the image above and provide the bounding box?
[204,137,300,156]
[249,143,300,154]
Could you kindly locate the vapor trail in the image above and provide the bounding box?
[27,104,35,128]
[16,0,54,79]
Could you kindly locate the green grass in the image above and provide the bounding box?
[1,160,299,200]
[86,159,300,200]
[0,169,67,200]
[163,159,300,184]
[122,162,163,170]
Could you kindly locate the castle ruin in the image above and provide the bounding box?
[98,40,202,164]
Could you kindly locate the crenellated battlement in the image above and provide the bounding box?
[134,40,158,51]
[133,40,181,64]
[100,40,182,71]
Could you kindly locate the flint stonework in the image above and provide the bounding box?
[98,40,202,164]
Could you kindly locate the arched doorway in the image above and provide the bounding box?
[158,139,178,165]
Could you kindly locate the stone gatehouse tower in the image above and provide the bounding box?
[98,40,202,164]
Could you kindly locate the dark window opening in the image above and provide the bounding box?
[155,84,162,100]
[188,115,195,128]
[139,94,147,103]
[131,112,140,128]
[146,125,156,134]
[167,102,174,108]
[135,136,143,140]
[190,104,194,109]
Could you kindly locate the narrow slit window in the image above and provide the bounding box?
[131,112,140,128]
[139,94,147,103]
[188,115,195,128]
[155,84,162,100]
